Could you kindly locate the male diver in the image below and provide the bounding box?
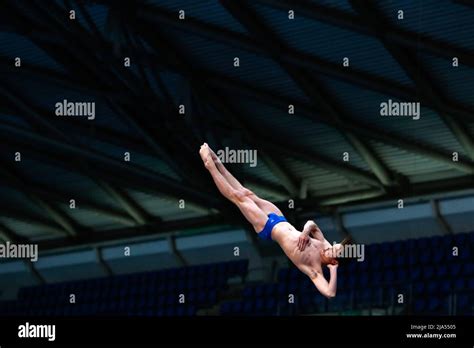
[199,143,345,298]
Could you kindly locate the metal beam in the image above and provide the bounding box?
[0,114,292,205]
[0,203,67,236]
[220,0,400,188]
[24,1,221,203]
[6,1,163,226]
[430,200,453,235]
[131,1,474,124]
[0,115,336,205]
[0,159,80,237]
[167,235,187,267]
[79,182,147,226]
[2,22,471,181]
[0,84,155,225]
[0,123,222,211]
[131,20,392,187]
[0,222,28,244]
[132,42,473,174]
[0,180,137,226]
[255,135,384,188]
[125,20,300,197]
[37,214,235,251]
[196,88,301,196]
[350,0,474,161]
[2,50,469,176]
[1,9,163,226]
[333,209,353,242]
[256,0,474,70]
[129,18,302,197]
[24,260,45,285]
[6,0,474,126]
[35,174,474,251]
[242,177,288,200]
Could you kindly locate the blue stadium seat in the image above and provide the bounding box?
[371,271,383,285]
[265,283,278,297]
[383,256,394,268]
[220,301,232,315]
[232,301,243,314]
[454,233,467,246]
[242,301,253,315]
[419,250,431,265]
[426,281,438,294]
[417,238,430,249]
[288,281,298,294]
[176,267,187,279]
[422,266,435,280]
[413,299,426,313]
[278,268,289,282]
[459,248,471,261]
[431,249,444,263]
[430,235,443,248]
[358,273,369,288]
[265,298,277,314]
[456,294,473,315]
[468,278,474,291]
[299,279,313,294]
[407,253,418,266]
[254,284,265,297]
[436,264,448,278]
[337,275,346,290]
[395,254,407,267]
[410,267,422,281]
[165,268,178,280]
[357,259,369,271]
[354,288,372,309]
[413,282,425,295]
[392,240,403,254]
[453,278,465,291]
[328,292,351,312]
[396,268,408,282]
[176,306,187,316]
[383,270,395,284]
[380,243,391,256]
[368,255,381,270]
[255,298,265,314]
[426,296,442,312]
[186,291,196,304]
[165,307,176,316]
[441,235,453,248]
[449,262,463,277]
[436,279,452,294]
[298,295,312,314]
[176,279,186,291]
[406,239,416,250]
[347,275,357,289]
[347,260,357,272]
[289,267,300,280]
[216,262,227,275]
[463,262,474,276]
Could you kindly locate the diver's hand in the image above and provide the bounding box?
[297,234,310,251]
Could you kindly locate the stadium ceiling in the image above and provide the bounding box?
[0,0,473,250]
